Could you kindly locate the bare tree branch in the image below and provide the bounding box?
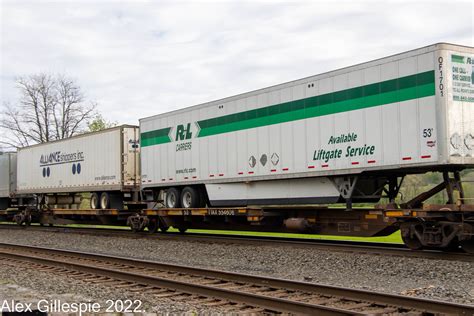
[0,73,98,147]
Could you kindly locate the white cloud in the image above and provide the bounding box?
[1,0,473,127]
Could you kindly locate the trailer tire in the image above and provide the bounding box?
[90,193,100,209]
[165,188,181,208]
[181,186,200,208]
[100,192,111,209]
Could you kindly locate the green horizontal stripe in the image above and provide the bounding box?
[141,70,435,146]
[451,54,465,63]
[141,127,171,147]
[197,70,435,137]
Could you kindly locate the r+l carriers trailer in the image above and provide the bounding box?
[138,43,474,251]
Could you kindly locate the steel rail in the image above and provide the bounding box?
[0,223,472,262]
[0,243,473,315]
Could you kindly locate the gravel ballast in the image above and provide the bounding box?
[0,228,473,309]
[0,262,212,314]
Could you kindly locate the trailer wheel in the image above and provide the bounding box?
[165,188,181,208]
[100,192,111,209]
[90,193,100,209]
[181,186,200,208]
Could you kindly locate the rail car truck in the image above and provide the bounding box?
[15,125,141,216]
[138,43,474,251]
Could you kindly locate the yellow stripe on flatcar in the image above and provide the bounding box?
[385,211,404,217]
[168,210,182,215]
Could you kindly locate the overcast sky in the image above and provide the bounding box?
[1,0,473,126]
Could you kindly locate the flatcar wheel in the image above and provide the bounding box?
[401,233,423,250]
[178,226,188,234]
[460,240,474,254]
[400,223,423,250]
[147,219,159,234]
[131,226,145,233]
[443,238,460,252]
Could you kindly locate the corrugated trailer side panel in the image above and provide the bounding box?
[17,126,138,194]
[140,45,474,191]
[141,45,462,188]
[0,153,14,198]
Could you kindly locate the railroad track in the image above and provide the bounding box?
[0,243,473,315]
[0,223,473,262]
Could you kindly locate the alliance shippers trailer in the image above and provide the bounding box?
[16,125,141,210]
[139,43,474,250]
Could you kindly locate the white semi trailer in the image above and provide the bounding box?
[138,43,474,251]
[140,43,474,206]
[16,125,141,210]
